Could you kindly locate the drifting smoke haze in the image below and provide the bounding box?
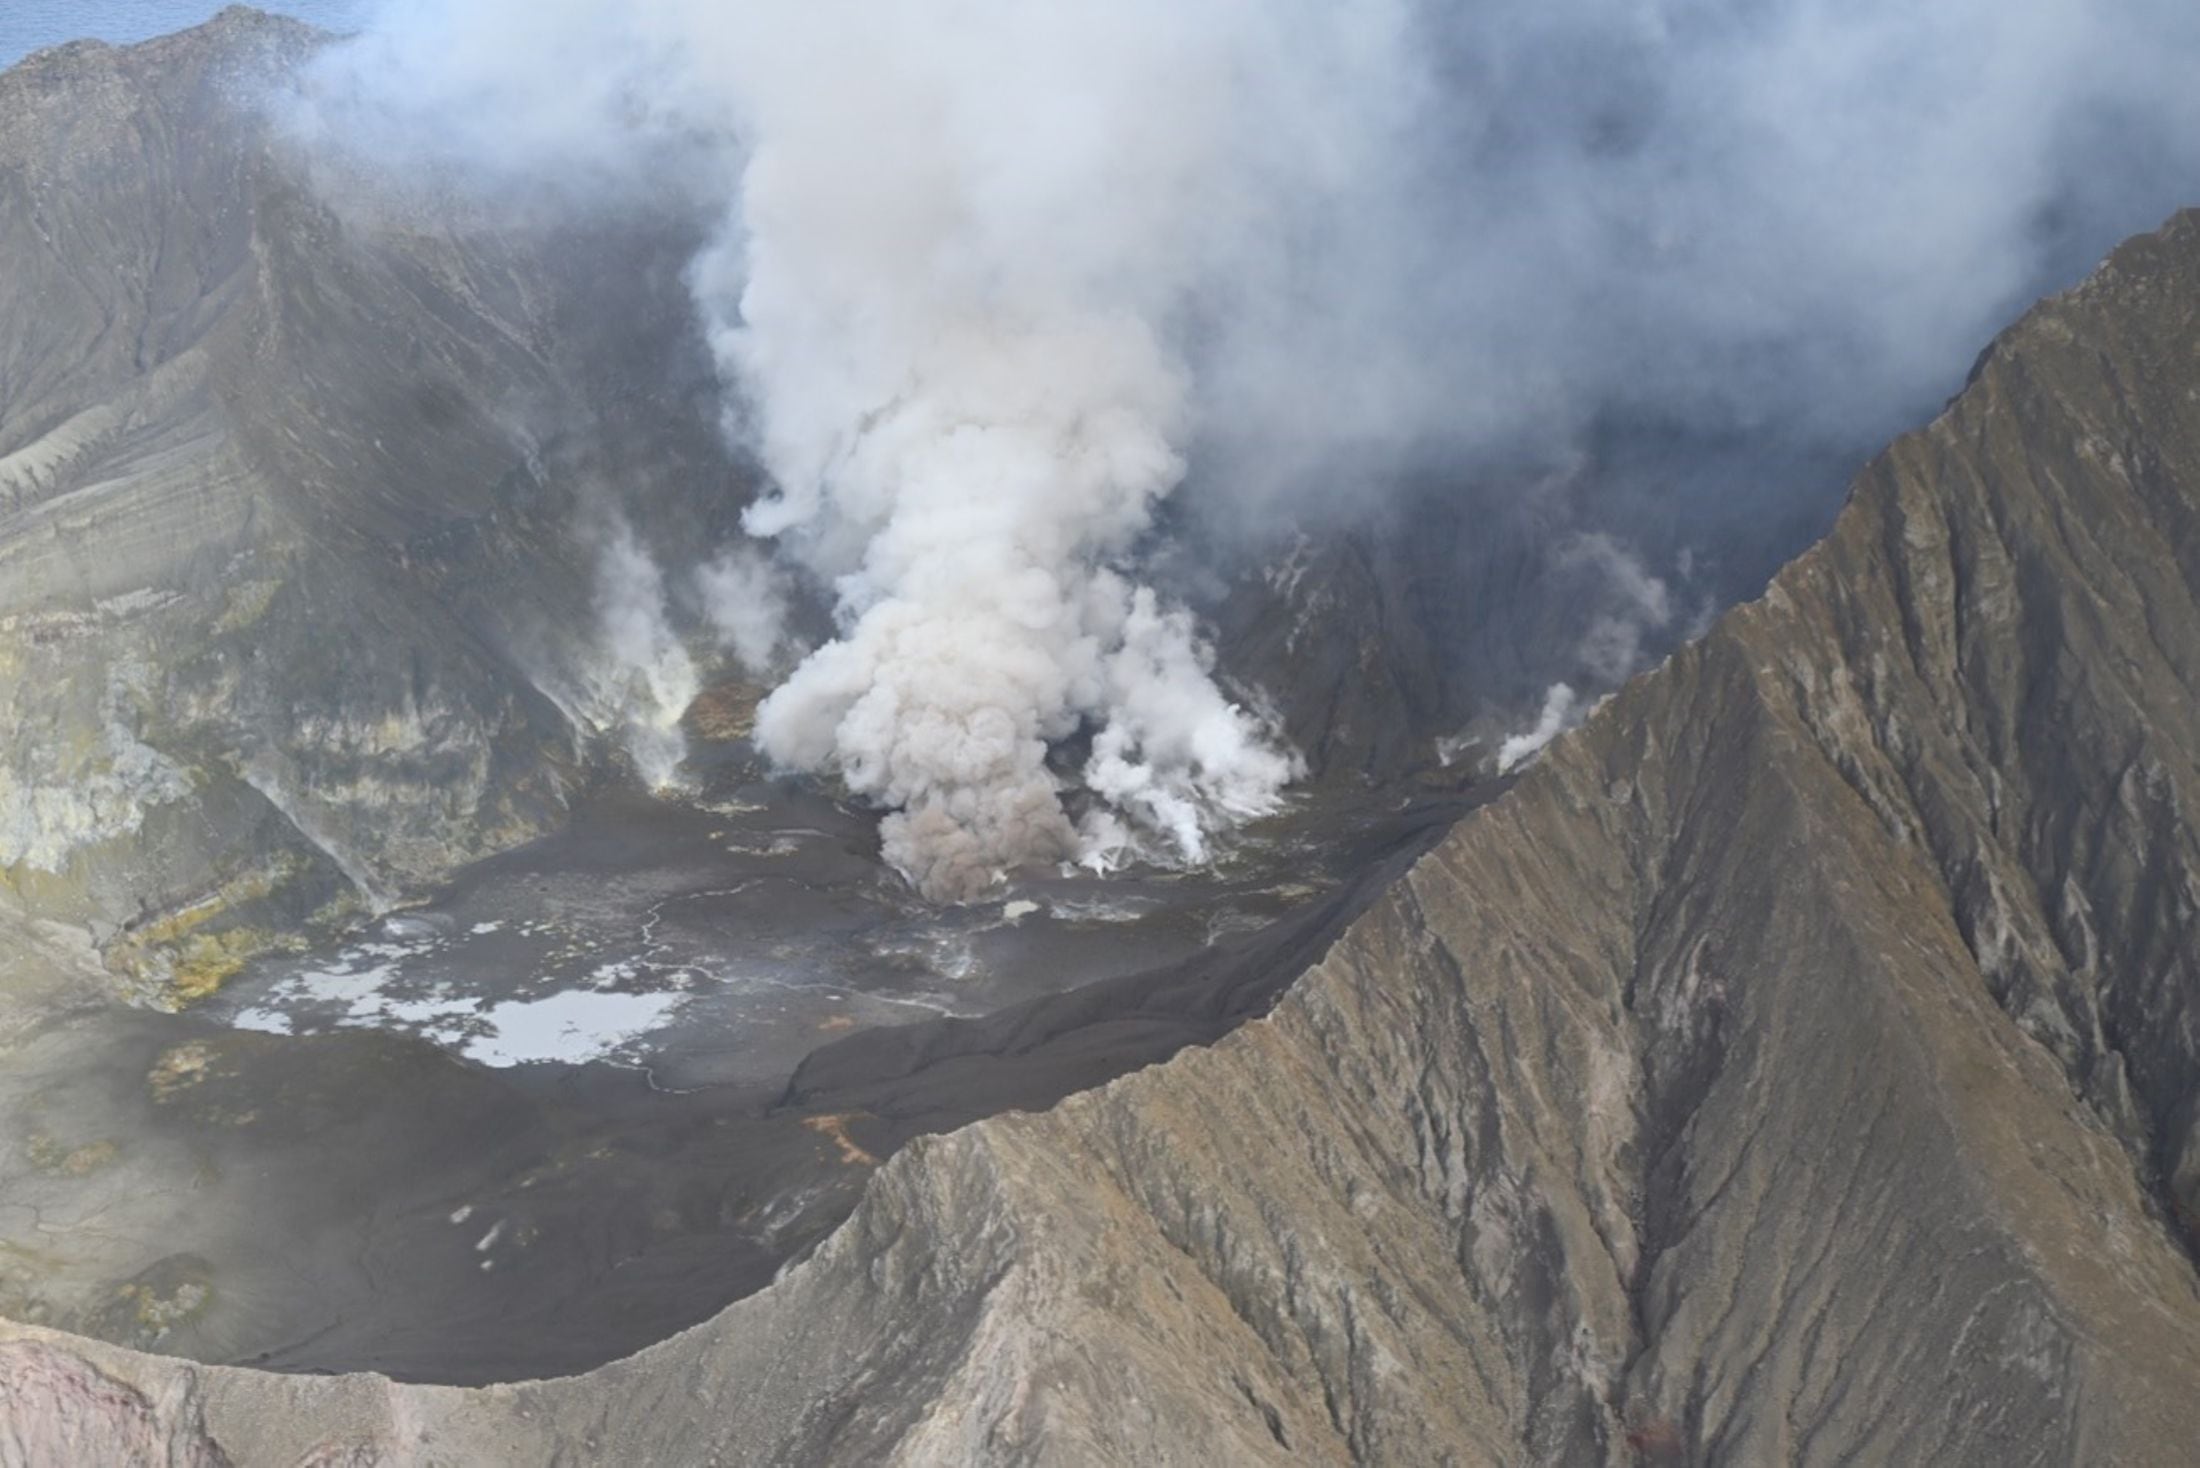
[694,544,792,680]
[593,518,701,791]
[289,0,2200,891]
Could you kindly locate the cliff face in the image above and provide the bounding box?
[8,169,2200,1468]
[0,13,739,1001]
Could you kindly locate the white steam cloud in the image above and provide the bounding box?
[694,543,790,679]
[290,0,2200,890]
[686,6,1337,895]
[1496,685,1579,776]
[296,0,1392,898]
[593,518,699,790]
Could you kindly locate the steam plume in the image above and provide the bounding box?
[293,0,2200,889]
[693,544,791,678]
[1497,686,1579,776]
[594,517,698,790]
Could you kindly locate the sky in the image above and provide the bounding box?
[0,1,371,66]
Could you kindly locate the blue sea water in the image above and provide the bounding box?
[0,1,374,67]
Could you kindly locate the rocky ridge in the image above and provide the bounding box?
[0,11,741,1005]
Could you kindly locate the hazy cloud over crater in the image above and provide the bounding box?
[286,0,2200,889]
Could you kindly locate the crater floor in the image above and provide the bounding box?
[3,743,1470,1384]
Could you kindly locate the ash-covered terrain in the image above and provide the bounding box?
[6,6,2200,1467]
